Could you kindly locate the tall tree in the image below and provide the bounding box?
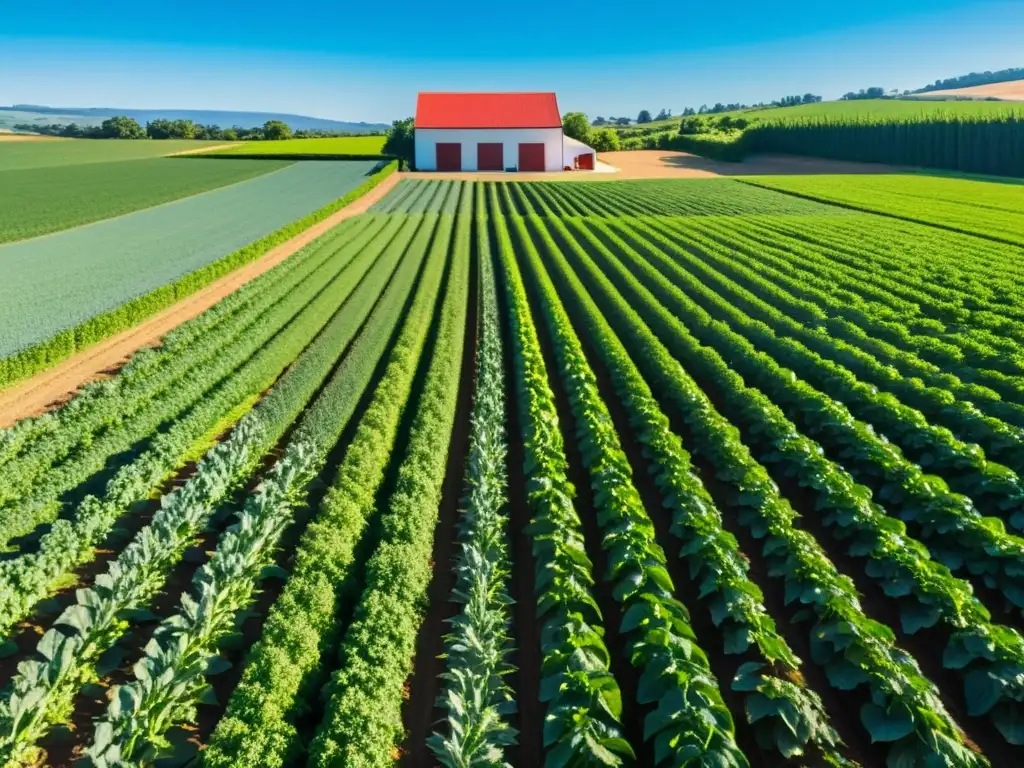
[262,120,292,140]
[637,109,652,124]
[561,112,591,142]
[382,117,415,167]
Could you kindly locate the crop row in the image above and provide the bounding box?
[81,204,433,765]
[0,211,429,764]
[308,182,471,767]
[0,160,397,390]
[429,184,518,764]
[516,187,849,764]
[491,181,991,766]
[0,216,383,510]
[490,184,634,765]
[0,215,416,644]
[202,202,457,768]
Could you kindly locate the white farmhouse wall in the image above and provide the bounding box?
[415,127,564,171]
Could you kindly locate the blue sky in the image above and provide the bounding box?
[1,0,1022,123]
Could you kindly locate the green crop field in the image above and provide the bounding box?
[631,97,1024,132]
[211,135,387,156]
[743,173,1024,246]
[0,157,289,243]
[0,138,228,170]
[3,173,1024,768]
[0,160,380,361]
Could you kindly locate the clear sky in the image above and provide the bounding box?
[1,0,1022,123]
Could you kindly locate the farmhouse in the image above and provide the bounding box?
[414,92,596,172]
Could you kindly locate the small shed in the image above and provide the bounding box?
[563,135,597,170]
[414,92,565,172]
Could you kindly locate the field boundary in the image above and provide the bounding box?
[0,160,398,393]
[0,167,400,426]
[187,152,392,161]
[735,178,1023,247]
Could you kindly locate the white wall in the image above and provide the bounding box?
[415,127,564,172]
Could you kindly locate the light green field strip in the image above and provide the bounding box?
[741,174,1024,246]
[0,158,290,244]
[211,136,387,155]
[0,160,379,357]
[0,139,226,170]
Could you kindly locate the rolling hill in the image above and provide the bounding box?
[2,105,389,133]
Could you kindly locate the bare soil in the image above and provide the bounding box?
[0,134,66,142]
[905,80,1024,101]
[402,151,903,181]
[0,172,400,428]
[166,143,242,156]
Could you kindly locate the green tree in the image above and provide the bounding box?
[589,128,620,152]
[221,127,239,141]
[262,120,292,140]
[592,116,607,126]
[561,112,591,142]
[382,117,414,168]
[637,110,652,124]
[99,116,145,139]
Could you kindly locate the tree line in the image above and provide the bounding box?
[912,67,1024,94]
[14,115,382,141]
[590,94,822,127]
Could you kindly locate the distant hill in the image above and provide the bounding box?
[911,67,1024,95]
[3,105,389,133]
[904,80,1024,102]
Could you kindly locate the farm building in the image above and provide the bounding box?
[414,91,596,172]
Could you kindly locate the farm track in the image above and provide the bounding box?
[0,171,399,427]
[5,175,1024,767]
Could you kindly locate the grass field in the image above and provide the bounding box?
[0,157,289,243]
[0,160,378,357]
[0,139,227,170]
[3,174,1024,767]
[211,135,387,155]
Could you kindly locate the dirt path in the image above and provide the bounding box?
[0,172,399,428]
[166,142,241,156]
[0,134,66,142]
[402,150,903,181]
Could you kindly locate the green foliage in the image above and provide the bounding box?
[308,185,471,768]
[262,119,292,140]
[588,128,619,152]
[0,217,412,762]
[490,184,633,766]
[429,184,518,766]
[742,174,1024,247]
[99,116,145,139]
[0,160,397,389]
[204,189,460,768]
[561,112,591,143]
[0,158,286,244]
[382,117,415,166]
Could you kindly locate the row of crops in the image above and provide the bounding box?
[2,174,1024,767]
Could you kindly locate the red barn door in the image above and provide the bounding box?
[435,143,462,171]
[518,143,545,172]
[477,142,503,171]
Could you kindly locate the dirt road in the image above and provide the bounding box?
[402,150,901,181]
[0,171,399,427]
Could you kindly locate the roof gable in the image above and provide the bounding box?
[416,92,561,129]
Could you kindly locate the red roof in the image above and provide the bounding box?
[415,92,561,129]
